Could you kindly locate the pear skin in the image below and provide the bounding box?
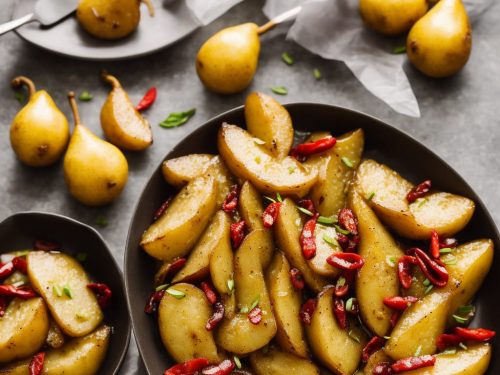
[407,0,472,78]
[100,73,153,151]
[196,23,260,94]
[64,92,128,206]
[10,77,69,167]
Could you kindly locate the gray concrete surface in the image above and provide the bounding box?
[1,0,499,373]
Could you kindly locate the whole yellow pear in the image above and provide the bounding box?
[64,92,128,206]
[196,23,260,94]
[407,0,472,78]
[359,0,428,36]
[10,77,69,167]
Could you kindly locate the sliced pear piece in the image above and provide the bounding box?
[172,211,230,283]
[267,252,309,358]
[141,174,217,261]
[215,230,277,355]
[305,128,364,216]
[305,287,367,375]
[306,223,342,277]
[46,319,65,349]
[274,199,329,293]
[100,72,152,151]
[162,154,215,188]
[349,189,404,337]
[244,92,294,158]
[355,159,475,239]
[27,251,103,337]
[249,346,320,375]
[364,349,391,375]
[0,298,49,363]
[218,124,317,198]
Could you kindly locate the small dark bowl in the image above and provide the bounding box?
[0,212,130,375]
[125,104,500,375]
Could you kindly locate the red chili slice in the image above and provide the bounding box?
[201,359,235,375]
[334,270,355,297]
[248,306,262,325]
[164,358,210,375]
[391,355,436,372]
[362,336,386,362]
[346,235,361,253]
[29,352,45,375]
[34,240,60,251]
[135,87,157,112]
[86,283,112,308]
[167,258,187,279]
[406,180,432,203]
[300,298,317,325]
[397,255,417,289]
[144,290,165,314]
[327,252,365,270]
[383,296,419,310]
[0,261,15,279]
[390,311,401,328]
[206,301,225,331]
[440,237,458,249]
[12,257,28,274]
[222,184,239,213]
[430,230,440,259]
[298,199,316,214]
[336,233,350,249]
[413,248,449,287]
[230,221,246,249]
[291,136,337,159]
[436,333,463,351]
[200,281,218,305]
[300,214,319,260]
[290,268,305,290]
[153,197,172,221]
[372,362,393,375]
[338,208,358,235]
[262,201,281,228]
[0,285,36,299]
[455,327,496,342]
[333,297,348,330]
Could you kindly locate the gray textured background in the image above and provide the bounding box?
[1,0,499,373]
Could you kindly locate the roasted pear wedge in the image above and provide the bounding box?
[244,92,294,159]
[355,159,475,239]
[306,223,342,278]
[267,252,309,358]
[215,230,277,355]
[249,346,320,375]
[304,128,364,216]
[140,174,217,261]
[218,124,317,198]
[349,189,404,337]
[364,349,391,375]
[162,154,215,188]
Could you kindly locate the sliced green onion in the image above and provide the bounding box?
[423,278,431,286]
[383,336,391,340]
[288,166,296,174]
[79,91,93,101]
[367,192,376,201]
[457,305,474,314]
[439,247,453,254]
[341,156,354,168]
[53,285,63,297]
[346,297,357,312]
[254,156,261,164]
[442,348,457,355]
[443,256,457,265]
[240,307,249,313]
[323,235,339,248]
[459,342,468,350]
[386,255,396,267]
[227,279,235,292]
[297,207,314,216]
[393,46,407,54]
[264,196,277,203]
[424,284,434,294]
[63,285,73,299]
[75,313,88,321]
[414,345,422,356]
[155,284,169,292]
[281,52,295,65]
[253,137,266,145]
[317,215,337,225]
[233,356,242,369]
[271,86,288,95]
[334,225,351,235]
[336,276,346,287]
[348,330,361,343]
[249,295,260,311]
[313,68,321,80]
[166,288,186,299]
[452,314,468,324]
[276,192,283,203]
[416,198,428,208]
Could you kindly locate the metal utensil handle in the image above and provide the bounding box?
[0,13,35,36]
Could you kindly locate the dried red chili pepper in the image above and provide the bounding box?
[29,352,45,375]
[413,248,449,288]
[327,252,365,270]
[406,180,432,203]
[230,221,246,249]
[333,297,348,330]
[222,184,239,213]
[300,298,317,325]
[248,306,262,325]
[164,358,210,375]
[372,362,393,375]
[346,235,361,253]
[262,202,280,228]
[34,240,60,251]
[200,281,218,305]
[0,296,8,317]
[201,359,235,375]
[87,283,112,308]
[390,310,401,328]
[298,199,316,214]
[206,301,225,331]
[0,261,14,279]
[135,87,157,112]
[455,327,496,342]
[291,136,337,159]
[362,336,386,362]
[144,290,165,314]
[300,214,319,260]
[338,208,358,235]
[0,285,36,299]
[290,268,305,290]
[391,355,436,372]
[12,257,27,274]
[430,230,440,259]
[397,255,417,289]
[436,333,463,351]
[440,237,458,249]
[153,197,172,221]
[336,233,350,249]
[334,270,355,297]
[383,296,419,310]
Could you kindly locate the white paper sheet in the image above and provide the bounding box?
[185,0,243,25]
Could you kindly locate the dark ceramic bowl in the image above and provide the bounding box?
[0,212,130,375]
[125,104,499,375]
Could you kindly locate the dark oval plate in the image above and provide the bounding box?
[125,103,499,375]
[0,212,130,375]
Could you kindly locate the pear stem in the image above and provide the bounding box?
[101,71,122,89]
[257,21,276,35]
[67,91,82,126]
[257,6,302,35]
[11,76,36,99]
[142,0,155,17]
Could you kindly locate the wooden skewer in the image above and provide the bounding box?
[257,6,302,35]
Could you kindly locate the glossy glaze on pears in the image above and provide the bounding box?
[101,72,152,151]
[64,91,128,206]
[10,76,69,167]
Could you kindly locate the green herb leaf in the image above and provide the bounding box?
[367,192,376,201]
[297,207,314,216]
[233,356,242,369]
[264,196,277,204]
[383,336,391,340]
[63,285,73,298]
[334,224,351,235]
[443,256,457,265]
[95,216,108,227]
[393,46,407,54]
[442,348,457,355]
[276,192,283,203]
[155,284,169,292]
[249,295,260,311]
[414,345,422,356]
[271,86,288,95]
[14,92,25,104]
[346,297,357,312]
[281,52,295,65]
[348,330,361,343]
[439,247,453,254]
[227,279,234,292]
[459,342,468,350]
[76,252,88,262]
[166,288,186,299]
[457,305,474,314]
[79,91,93,101]
[159,108,196,128]
[341,156,354,168]
[423,278,431,287]
[317,215,337,225]
[53,285,63,297]
[452,314,468,324]
[386,255,396,267]
[416,198,428,208]
[313,68,321,80]
[288,166,296,174]
[75,312,88,321]
[323,235,339,248]
[336,276,346,287]
[424,284,434,294]
[240,307,249,313]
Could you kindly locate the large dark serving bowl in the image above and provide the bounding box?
[125,103,499,375]
[0,212,130,375]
